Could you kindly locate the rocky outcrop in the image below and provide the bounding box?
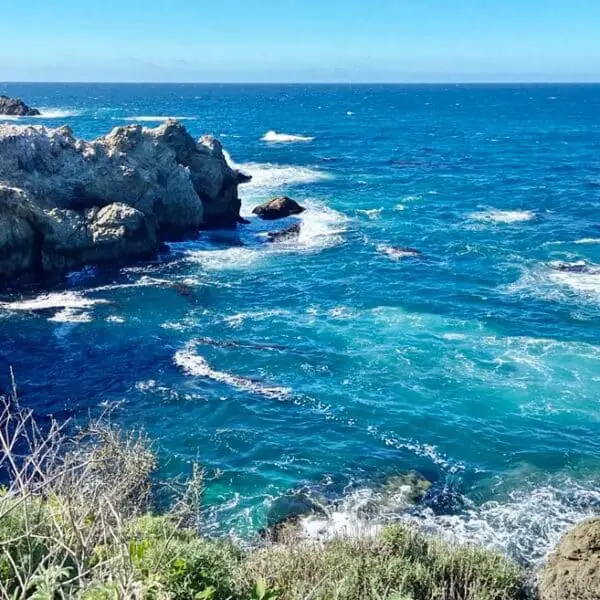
[539,518,600,600]
[267,222,301,242]
[0,96,40,116]
[0,120,250,281]
[252,196,305,220]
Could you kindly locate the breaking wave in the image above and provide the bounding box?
[507,262,600,305]
[261,130,314,143]
[469,209,536,224]
[0,291,109,312]
[224,151,331,193]
[293,479,600,565]
[122,116,196,122]
[174,341,291,400]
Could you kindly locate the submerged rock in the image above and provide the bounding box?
[378,245,423,260]
[267,222,301,242]
[262,492,326,543]
[383,471,432,505]
[0,96,40,116]
[550,260,590,273]
[252,196,305,220]
[0,120,250,281]
[540,518,600,600]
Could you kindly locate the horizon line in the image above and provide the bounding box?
[2,80,600,86]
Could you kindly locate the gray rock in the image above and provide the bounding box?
[0,96,40,116]
[0,120,250,281]
[252,196,306,220]
[267,222,301,242]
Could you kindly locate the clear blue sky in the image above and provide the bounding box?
[1,0,599,82]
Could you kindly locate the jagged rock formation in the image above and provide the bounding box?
[0,96,40,116]
[252,196,305,220]
[539,518,600,600]
[0,120,250,281]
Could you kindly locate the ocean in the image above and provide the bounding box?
[1,83,599,564]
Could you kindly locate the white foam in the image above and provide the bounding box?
[225,150,331,194]
[245,163,330,192]
[575,237,600,245]
[469,209,536,224]
[122,116,196,122]
[184,198,347,270]
[295,480,600,565]
[357,208,383,220]
[184,246,262,271]
[548,268,600,298]
[261,130,314,143]
[0,291,109,312]
[508,262,600,304]
[377,245,421,260]
[36,109,81,119]
[106,315,125,324]
[48,308,92,323]
[223,309,291,328]
[174,342,290,400]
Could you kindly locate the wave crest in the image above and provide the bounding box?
[469,209,536,224]
[174,342,290,400]
[261,130,314,143]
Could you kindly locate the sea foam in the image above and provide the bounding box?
[224,151,330,192]
[293,479,600,565]
[122,116,196,122]
[261,130,314,143]
[469,209,536,224]
[174,342,290,400]
[0,291,109,312]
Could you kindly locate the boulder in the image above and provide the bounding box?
[0,96,40,116]
[0,121,251,281]
[267,222,301,242]
[539,518,600,600]
[252,196,305,220]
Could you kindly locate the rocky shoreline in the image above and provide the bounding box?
[0,120,250,282]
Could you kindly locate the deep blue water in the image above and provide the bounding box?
[1,83,600,563]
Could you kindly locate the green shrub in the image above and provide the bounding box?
[240,524,528,600]
[127,515,241,600]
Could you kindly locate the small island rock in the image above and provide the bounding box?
[252,196,306,220]
[0,95,40,116]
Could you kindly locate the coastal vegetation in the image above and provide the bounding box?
[0,379,529,600]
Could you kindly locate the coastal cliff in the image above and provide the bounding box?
[0,120,249,281]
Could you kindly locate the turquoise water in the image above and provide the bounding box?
[1,83,600,564]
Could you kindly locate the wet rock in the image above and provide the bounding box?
[378,245,423,260]
[0,96,40,116]
[0,121,250,281]
[383,471,432,505]
[539,518,600,600]
[267,222,301,242]
[262,492,325,543]
[170,282,194,297]
[252,196,305,220]
[550,260,589,273]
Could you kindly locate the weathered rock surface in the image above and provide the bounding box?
[0,96,40,116]
[252,196,305,220]
[540,518,600,600]
[0,120,250,281]
[267,222,301,242]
